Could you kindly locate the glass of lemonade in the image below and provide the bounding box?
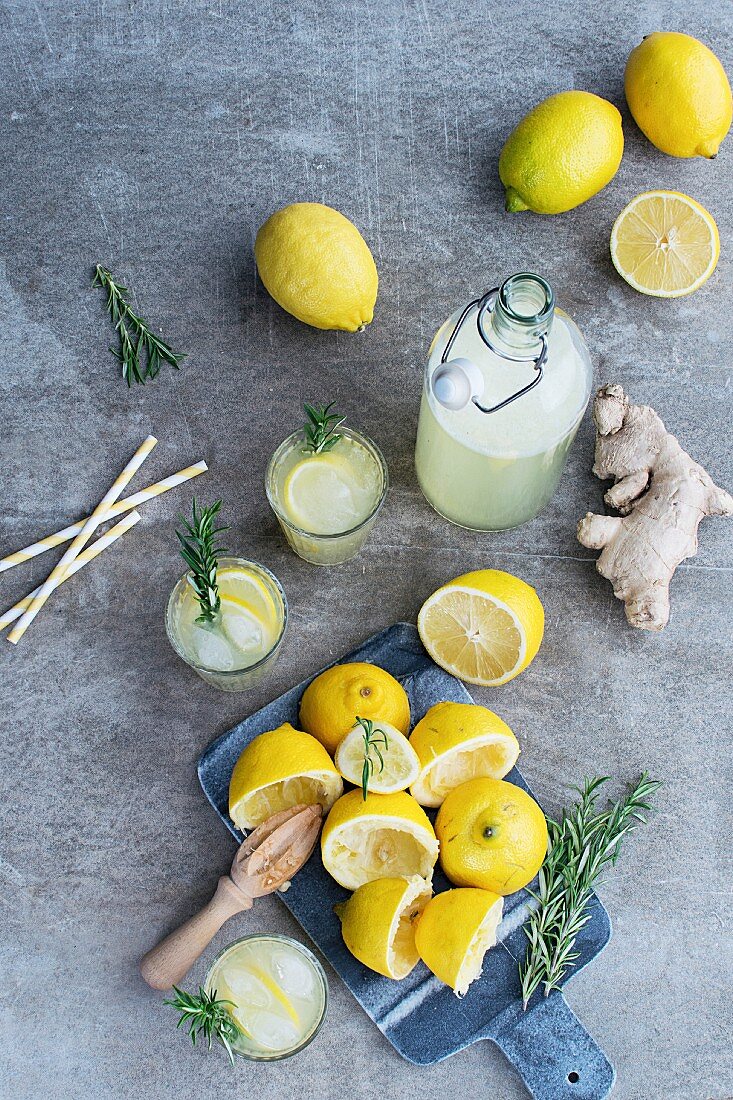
[205,934,328,1062]
[415,272,593,531]
[266,423,388,565]
[166,557,287,691]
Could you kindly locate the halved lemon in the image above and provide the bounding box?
[610,191,719,297]
[335,720,420,795]
[321,789,439,890]
[229,723,343,830]
[417,570,544,687]
[335,875,432,979]
[414,887,504,997]
[409,702,520,808]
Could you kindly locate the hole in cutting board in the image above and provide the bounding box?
[567,1072,580,1084]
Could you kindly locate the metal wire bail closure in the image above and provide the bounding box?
[433,285,550,415]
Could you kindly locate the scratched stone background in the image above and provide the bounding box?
[0,2,731,1098]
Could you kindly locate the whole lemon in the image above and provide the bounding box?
[254,202,378,331]
[299,661,410,755]
[499,90,624,214]
[625,32,732,158]
[435,776,548,895]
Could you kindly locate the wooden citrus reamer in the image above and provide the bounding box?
[140,804,322,991]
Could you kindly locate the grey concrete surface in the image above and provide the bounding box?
[1,2,732,1098]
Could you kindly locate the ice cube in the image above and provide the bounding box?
[236,1008,300,1052]
[192,625,236,671]
[270,950,315,998]
[223,968,271,1009]
[220,602,264,654]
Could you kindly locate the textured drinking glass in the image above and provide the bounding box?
[266,425,388,565]
[205,934,328,1062]
[165,556,287,691]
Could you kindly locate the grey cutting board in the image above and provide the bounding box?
[198,622,615,1100]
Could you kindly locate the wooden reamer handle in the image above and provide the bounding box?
[140,876,253,991]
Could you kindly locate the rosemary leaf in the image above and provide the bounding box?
[519,773,661,1009]
[92,264,186,386]
[302,402,346,454]
[164,985,240,1066]
[356,716,389,800]
[175,499,229,623]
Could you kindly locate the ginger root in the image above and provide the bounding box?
[577,384,733,631]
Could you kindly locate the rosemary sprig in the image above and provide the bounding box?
[520,773,661,1009]
[175,499,229,624]
[302,402,345,454]
[92,264,186,386]
[356,715,389,800]
[164,985,240,1066]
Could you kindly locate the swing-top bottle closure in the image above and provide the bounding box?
[430,273,555,413]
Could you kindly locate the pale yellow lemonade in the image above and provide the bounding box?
[166,557,287,690]
[205,935,328,1060]
[267,426,387,564]
[415,274,593,531]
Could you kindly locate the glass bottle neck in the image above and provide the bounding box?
[487,273,554,354]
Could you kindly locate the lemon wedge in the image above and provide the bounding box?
[321,789,438,891]
[414,887,504,997]
[335,720,420,795]
[610,191,719,297]
[417,569,544,687]
[229,724,343,830]
[335,876,432,979]
[409,702,520,808]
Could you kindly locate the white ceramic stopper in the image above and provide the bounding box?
[430,357,485,410]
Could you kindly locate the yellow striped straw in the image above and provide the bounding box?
[0,511,141,631]
[0,460,208,575]
[7,435,157,645]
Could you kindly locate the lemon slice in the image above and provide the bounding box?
[409,702,520,808]
[283,452,369,535]
[321,789,438,891]
[610,191,719,297]
[335,721,420,795]
[229,723,343,830]
[417,570,544,687]
[414,887,504,997]
[335,876,432,979]
[218,567,279,626]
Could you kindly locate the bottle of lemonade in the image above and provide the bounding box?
[414,273,592,531]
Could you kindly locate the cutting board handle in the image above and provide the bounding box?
[491,991,615,1100]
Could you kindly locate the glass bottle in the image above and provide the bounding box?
[414,272,593,531]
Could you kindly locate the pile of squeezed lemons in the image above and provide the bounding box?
[228,570,550,998]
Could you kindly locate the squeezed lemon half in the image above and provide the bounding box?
[414,887,504,996]
[321,789,438,891]
[409,701,520,808]
[335,875,432,979]
[228,723,343,830]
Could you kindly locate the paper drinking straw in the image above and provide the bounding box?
[7,435,157,645]
[0,460,208,575]
[0,512,141,631]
